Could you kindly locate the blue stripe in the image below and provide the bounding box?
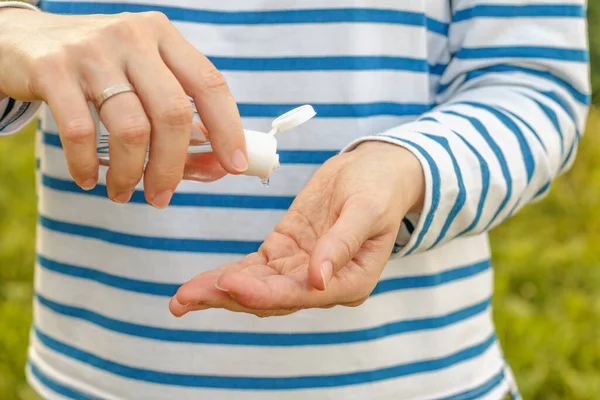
[0,102,31,131]
[38,252,490,299]
[43,132,62,147]
[430,63,448,76]
[540,91,577,123]
[278,150,337,164]
[453,133,491,236]
[499,107,548,154]
[523,95,564,155]
[210,56,433,73]
[39,1,449,35]
[0,97,15,122]
[421,133,467,248]
[379,137,441,255]
[457,65,590,106]
[461,102,536,183]
[29,360,95,400]
[403,217,415,234]
[419,116,491,237]
[442,110,512,230]
[34,326,497,389]
[457,46,588,63]
[560,138,577,172]
[371,259,490,296]
[37,293,491,347]
[237,102,433,118]
[43,132,336,165]
[38,255,180,297]
[454,4,586,22]
[39,215,261,254]
[533,181,551,200]
[438,366,506,400]
[42,174,295,210]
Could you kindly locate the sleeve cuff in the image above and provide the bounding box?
[341,129,460,258]
[0,97,42,135]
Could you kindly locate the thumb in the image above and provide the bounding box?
[308,201,377,291]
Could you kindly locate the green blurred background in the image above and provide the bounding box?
[1,6,600,400]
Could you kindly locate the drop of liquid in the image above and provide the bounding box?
[260,178,270,188]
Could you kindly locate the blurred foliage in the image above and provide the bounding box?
[590,3,600,104]
[0,120,39,400]
[0,5,599,400]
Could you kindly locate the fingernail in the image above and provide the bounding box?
[215,282,229,292]
[231,149,248,173]
[80,179,97,191]
[113,189,134,204]
[151,189,174,209]
[320,261,333,289]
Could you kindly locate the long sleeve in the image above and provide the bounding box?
[344,1,590,257]
[0,0,42,135]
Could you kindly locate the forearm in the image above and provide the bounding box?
[344,1,590,257]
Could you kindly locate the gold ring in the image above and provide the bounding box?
[95,83,136,110]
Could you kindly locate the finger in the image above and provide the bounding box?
[216,270,328,311]
[44,77,98,190]
[184,120,228,182]
[92,81,150,203]
[183,152,227,183]
[190,120,208,144]
[173,253,266,307]
[159,31,248,175]
[127,52,193,209]
[308,201,377,291]
[169,270,231,317]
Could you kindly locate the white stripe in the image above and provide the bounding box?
[61,0,431,13]
[34,261,493,332]
[29,333,503,400]
[34,297,494,376]
[176,22,433,58]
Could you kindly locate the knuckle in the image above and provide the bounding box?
[31,53,61,77]
[68,164,97,182]
[112,170,143,188]
[113,115,151,146]
[141,11,170,25]
[104,16,145,42]
[156,98,194,127]
[200,68,228,91]
[30,52,69,93]
[62,118,95,145]
[339,233,361,260]
[146,162,185,187]
[346,296,369,308]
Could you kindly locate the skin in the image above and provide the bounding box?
[0,8,426,315]
[0,8,246,208]
[170,141,426,318]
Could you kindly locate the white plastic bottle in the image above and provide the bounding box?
[94,104,316,185]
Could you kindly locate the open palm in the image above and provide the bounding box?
[170,142,424,318]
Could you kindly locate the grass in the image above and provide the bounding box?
[0,110,599,399]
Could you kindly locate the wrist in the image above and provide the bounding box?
[352,140,425,213]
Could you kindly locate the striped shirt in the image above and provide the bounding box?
[0,0,590,399]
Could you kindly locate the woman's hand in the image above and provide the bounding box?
[0,8,247,207]
[169,141,425,318]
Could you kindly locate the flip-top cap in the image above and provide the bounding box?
[271,105,316,134]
